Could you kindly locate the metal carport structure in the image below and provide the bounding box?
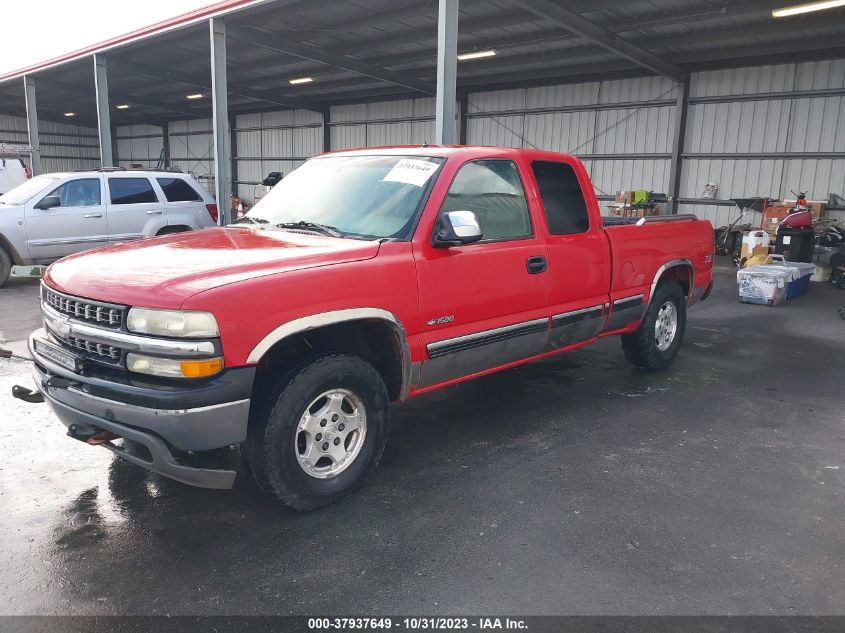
[1,0,844,225]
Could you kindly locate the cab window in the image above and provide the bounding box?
[45,178,101,207]
[531,161,590,235]
[439,159,531,242]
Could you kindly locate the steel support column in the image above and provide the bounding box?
[322,107,331,153]
[23,75,41,175]
[161,122,171,169]
[93,54,113,167]
[435,0,458,144]
[229,113,238,202]
[667,82,689,215]
[210,18,232,225]
[458,93,468,145]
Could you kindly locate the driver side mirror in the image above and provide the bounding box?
[433,210,483,248]
[36,195,61,210]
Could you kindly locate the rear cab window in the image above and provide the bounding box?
[108,178,158,205]
[531,161,590,235]
[157,177,202,202]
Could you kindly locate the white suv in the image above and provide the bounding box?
[0,169,218,287]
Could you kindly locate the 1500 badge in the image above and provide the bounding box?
[426,315,455,326]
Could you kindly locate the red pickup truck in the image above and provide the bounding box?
[23,146,713,510]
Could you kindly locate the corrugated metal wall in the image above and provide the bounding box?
[330,97,438,152]
[679,59,845,226]
[0,113,100,172]
[467,77,679,202]
[89,57,845,225]
[116,124,164,168]
[234,109,322,200]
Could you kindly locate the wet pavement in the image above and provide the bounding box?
[1,264,844,615]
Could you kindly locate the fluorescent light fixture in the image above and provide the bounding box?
[116,104,130,110]
[63,112,76,117]
[288,77,313,85]
[772,0,845,17]
[186,93,204,100]
[457,49,496,61]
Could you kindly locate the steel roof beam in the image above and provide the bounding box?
[110,59,319,112]
[227,25,437,95]
[512,0,686,82]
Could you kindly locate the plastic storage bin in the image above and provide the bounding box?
[737,266,790,306]
[758,255,815,299]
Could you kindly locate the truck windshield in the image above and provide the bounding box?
[244,155,444,239]
[0,175,58,205]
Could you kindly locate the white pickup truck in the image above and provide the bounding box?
[0,168,218,286]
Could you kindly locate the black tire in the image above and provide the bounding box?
[246,354,390,511]
[0,247,11,288]
[621,280,686,371]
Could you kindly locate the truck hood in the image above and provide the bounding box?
[44,227,381,308]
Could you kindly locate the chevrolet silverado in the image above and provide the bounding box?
[21,146,714,510]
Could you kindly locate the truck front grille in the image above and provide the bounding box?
[65,335,122,362]
[41,286,125,329]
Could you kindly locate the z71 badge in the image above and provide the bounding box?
[426,315,455,326]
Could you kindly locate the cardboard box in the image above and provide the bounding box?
[740,230,771,260]
[615,191,633,205]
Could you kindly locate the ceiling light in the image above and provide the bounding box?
[457,49,496,61]
[116,104,130,110]
[186,93,204,100]
[64,112,76,117]
[288,77,313,85]
[772,0,845,17]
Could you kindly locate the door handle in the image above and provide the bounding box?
[146,209,163,215]
[526,256,547,274]
[83,213,103,218]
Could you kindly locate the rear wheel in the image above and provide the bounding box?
[621,280,686,371]
[246,354,390,511]
[0,247,11,288]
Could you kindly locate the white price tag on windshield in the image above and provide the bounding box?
[382,159,438,187]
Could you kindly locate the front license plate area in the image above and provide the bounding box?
[34,338,82,372]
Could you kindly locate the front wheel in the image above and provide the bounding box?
[0,247,11,288]
[621,280,687,371]
[246,354,390,511]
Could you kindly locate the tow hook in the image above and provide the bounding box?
[11,385,44,403]
[66,423,119,445]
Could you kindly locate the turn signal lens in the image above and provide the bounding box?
[179,357,224,378]
[126,353,224,378]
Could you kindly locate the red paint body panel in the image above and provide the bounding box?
[42,146,713,398]
[44,228,380,309]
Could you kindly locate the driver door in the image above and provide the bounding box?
[25,177,108,262]
[414,158,550,388]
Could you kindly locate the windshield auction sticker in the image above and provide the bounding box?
[382,159,439,187]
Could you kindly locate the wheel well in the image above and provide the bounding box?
[252,320,405,403]
[156,225,192,236]
[0,234,23,265]
[658,264,692,298]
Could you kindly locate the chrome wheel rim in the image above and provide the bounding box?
[295,388,367,479]
[655,301,678,352]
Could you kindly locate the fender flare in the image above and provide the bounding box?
[246,308,413,400]
[648,258,694,306]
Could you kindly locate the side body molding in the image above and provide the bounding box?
[648,258,694,306]
[246,308,413,400]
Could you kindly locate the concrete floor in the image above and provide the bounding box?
[1,261,843,616]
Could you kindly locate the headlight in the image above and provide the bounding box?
[126,308,218,338]
[126,353,224,379]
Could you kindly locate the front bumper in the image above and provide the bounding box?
[28,329,255,489]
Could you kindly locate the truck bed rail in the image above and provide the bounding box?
[602,214,699,227]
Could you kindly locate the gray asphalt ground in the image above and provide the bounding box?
[1,261,843,616]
